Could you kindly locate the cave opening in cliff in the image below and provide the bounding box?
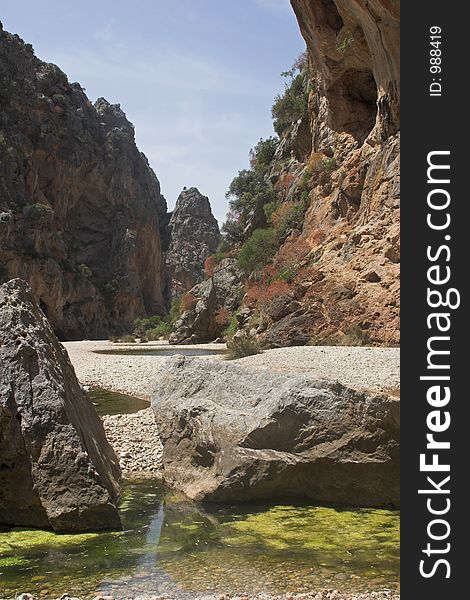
[328,69,378,145]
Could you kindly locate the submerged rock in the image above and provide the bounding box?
[152,356,399,507]
[0,279,122,531]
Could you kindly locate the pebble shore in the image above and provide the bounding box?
[13,590,400,600]
[65,341,399,478]
[64,341,400,398]
[102,409,163,477]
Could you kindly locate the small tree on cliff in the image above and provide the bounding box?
[222,137,279,247]
[272,52,309,136]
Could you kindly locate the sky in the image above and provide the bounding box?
[1,0,305,224]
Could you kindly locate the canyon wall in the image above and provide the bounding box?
[170,0,400,347]
[0,23,169,339]
[282,0,400,345]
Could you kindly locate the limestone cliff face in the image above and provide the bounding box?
[169,0,400,347]
[167,1,400,348]
[258,0,400,346]
[166,187,220,293]
[0,24,168,339]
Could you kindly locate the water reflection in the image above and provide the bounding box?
[87,388,150,416]
[0,480,399,599]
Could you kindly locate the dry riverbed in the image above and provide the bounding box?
[65,340,400,479]
[64,341,400,399]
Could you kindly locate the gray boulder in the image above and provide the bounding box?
[152,356,399,508]
[169,258,243,344]
[0,279,122,531]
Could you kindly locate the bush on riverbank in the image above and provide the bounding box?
[226,335,262,359]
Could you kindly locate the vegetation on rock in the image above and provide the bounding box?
[272,52,309,136]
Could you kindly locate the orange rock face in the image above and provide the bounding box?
[260,0,400,346]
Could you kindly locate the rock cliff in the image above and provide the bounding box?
[169,258,243,344]
[281,0,400,345]
[174,0,400,348]
[166,187,220,293]
[0,279,122,531]
[0,24,169,340]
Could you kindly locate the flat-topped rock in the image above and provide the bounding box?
[152,356,399,507]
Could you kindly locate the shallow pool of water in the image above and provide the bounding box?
[0,480,399,599]
[94,347,226,357]
[88,388,150,416]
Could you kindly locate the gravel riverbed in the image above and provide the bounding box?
[65,341,400,399]
[12,590,400,600]
[64,340,400,478]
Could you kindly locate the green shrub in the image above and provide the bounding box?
[278,265,297,283]
[316,157,337,173]
[29,203,54,224]
[222,137,279,247]
[134,315,163,336]
[101,279,119,309]
[336,35,354,55]
[249,137,278,173]
[223,314,239,339]
[52,93,67,105]
[77,263,92,278]
[277,200,308,239]
[272,73,309,136]
[110,334,136,343]
[308,324,373,347]
[145,322,172,340]
[238,228,278,274]
[168,298,181,323]
[226,335,262,360]
[134,298,180,339]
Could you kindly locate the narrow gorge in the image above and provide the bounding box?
[0,2,400,599]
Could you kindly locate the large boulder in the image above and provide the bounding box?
[0,279,122,531]
[152,356,399,508]
[169,258,243,344]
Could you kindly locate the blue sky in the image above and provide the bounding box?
[1,0,305,223]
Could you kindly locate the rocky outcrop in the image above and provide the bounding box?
[229,1,400,347]
[152,356,399,507]
[166,187,220,293]
[0,24,169,339]
[169,258,242,344]
[0,279,122,531]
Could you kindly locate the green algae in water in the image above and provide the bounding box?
[87,387,150,416]
[0,480,399,599]
[157,500,400,595]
